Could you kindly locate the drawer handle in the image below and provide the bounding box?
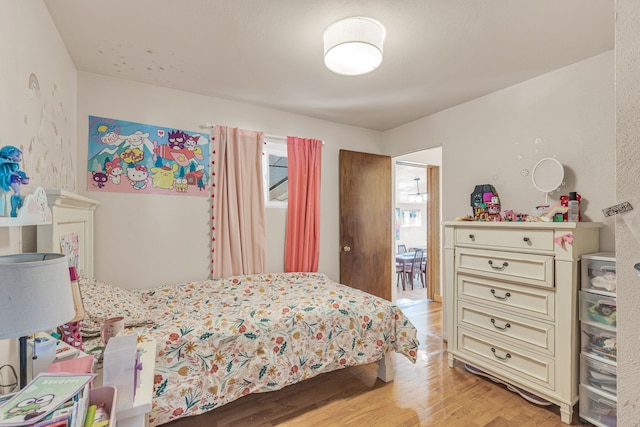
[491,347,512,361]
[523,237,530,243]
[488,260,509,270]
[468,234,475,241]
[490,289,511,300]
[491,318,511,331]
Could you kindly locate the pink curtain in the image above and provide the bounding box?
[211,126,266,278]
[285,136,322,272]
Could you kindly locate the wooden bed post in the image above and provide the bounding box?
[376,353,394,382]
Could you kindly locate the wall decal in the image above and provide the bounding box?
[87,116,209,196]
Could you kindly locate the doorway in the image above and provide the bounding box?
[394,148,442,305]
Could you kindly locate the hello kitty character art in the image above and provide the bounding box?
[127,164,149,190]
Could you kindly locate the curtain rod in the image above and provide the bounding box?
[202,123,324,145]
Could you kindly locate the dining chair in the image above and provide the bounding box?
[396,262,406,290]
[403,249,424,290]
[420,254,427,288]
[397,244,407,254]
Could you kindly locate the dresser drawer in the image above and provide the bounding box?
[458,301,554,356]
[457,274,555,321]
[455,227,555,252]
[457,247,554,288]
[457,328,555,390]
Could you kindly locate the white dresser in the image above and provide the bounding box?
[444,221,602,424]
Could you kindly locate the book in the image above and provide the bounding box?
[0,373,95,427]
[33,400,75,427]
[83,406,96,427]
[89,404,109,427]
[74,384,90,427]
[40,420,68,427]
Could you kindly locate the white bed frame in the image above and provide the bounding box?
[36,189,99,278]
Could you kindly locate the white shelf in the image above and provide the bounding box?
[0,187,52,227]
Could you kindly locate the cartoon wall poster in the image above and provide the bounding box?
[87,116,210,196]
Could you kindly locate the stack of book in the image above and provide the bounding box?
[0,373,111,427]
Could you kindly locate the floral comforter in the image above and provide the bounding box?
[122,272,419,426]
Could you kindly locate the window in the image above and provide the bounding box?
[262,138,288,207]
[401,210,422,227]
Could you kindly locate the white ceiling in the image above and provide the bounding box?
[394,163,425,202]
[43,0,613,132]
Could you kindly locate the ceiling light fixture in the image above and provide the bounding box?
[409,177,428,203]
[323,17,385,76]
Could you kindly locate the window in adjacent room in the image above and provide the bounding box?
[262,137,288,207]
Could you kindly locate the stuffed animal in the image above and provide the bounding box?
[0,145,29,217]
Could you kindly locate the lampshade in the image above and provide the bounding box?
[323,17,385,76]
[0,253,75,339]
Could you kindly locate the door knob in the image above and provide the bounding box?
[342,246,351,252]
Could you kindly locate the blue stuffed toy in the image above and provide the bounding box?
[0,145,30,217]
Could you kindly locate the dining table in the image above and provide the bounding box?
[396,251,426,289]
[396,252,423,263]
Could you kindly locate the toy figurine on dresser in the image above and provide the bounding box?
[470,184,501,221]
[0,145,29,217]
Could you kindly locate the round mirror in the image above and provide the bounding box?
[531,158,564,203]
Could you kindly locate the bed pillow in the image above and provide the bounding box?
[78,275,153,338]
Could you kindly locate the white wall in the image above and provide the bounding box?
[0,2,77,194]
[76,73,383,289]
[615,1,640,423]
[0,0,78,390]
[382,51,616,252]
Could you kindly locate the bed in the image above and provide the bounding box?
[36,190,419,426]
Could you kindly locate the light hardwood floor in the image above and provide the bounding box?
[166,291,590,427]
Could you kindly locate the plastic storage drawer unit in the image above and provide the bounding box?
[581,252,616,295]
[581,323,617,362]
[580,291,617,327]
[579,384,617,427]
[580,353,617,396]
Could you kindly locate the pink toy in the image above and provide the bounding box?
[59,321,84,351]
[500,210,516,221]
[59,267,84,351]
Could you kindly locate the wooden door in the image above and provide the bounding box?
[339,150,391,300]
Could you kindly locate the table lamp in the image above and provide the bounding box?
[0,253,75,389]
